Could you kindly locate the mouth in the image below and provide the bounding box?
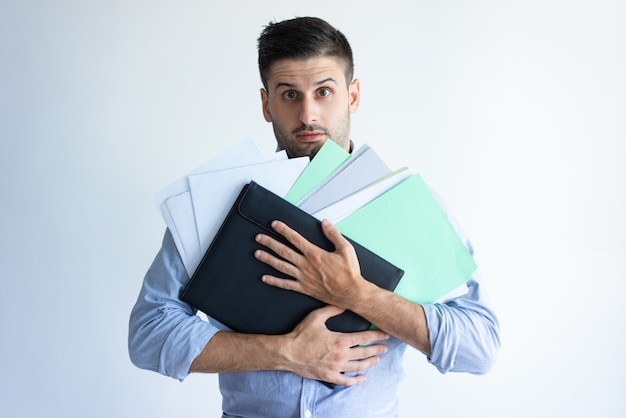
[295,130,326,143]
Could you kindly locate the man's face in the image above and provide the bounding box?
[261,56,360,159]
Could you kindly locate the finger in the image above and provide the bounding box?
[320,219,353,254]
[271,220,314,253]
[310,305,346,322]
[347,329,390,347]
[260,273,302,292]
[327,372,368,387]
[254,233,303,269]
[254,247,301,279]
[348,343,388,361]
[339,354,382,374]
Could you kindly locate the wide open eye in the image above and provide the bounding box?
[282,90,298,100]
[317,87,332,97]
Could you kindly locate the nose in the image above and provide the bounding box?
[299,95,318,125]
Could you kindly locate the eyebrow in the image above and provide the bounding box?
[273,77,338,91]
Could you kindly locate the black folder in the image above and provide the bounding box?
[181,181,404,335]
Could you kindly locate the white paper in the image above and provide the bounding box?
[189,157,309,256]
[155,138,269,273]
[153,137,266,210]
[163,192,200,275]
[312,167,414,223]
[297,144,391,214]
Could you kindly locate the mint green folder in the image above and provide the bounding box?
[336,174,477,304]
[284,140,350,204]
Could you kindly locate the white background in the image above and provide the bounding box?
[1,1,625,417]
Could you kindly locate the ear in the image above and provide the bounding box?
[348,79,361,113]
[260,88,272,122]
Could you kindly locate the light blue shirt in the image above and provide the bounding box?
[129,195,500,417]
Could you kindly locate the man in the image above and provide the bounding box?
[129,16,500,417]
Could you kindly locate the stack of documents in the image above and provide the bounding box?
[153,138,308,276]
[180,180,405,335]
[154,138,476,306]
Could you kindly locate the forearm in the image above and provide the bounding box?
[189,331,287,373]
[253,219,499,374]
[189,306,389,385]
[348,281,431,355]
[348,274,501,375]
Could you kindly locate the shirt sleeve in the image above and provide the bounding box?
[421,190,501,374]
[128,229,220,381]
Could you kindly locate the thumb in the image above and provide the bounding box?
[321,219,347,249]
[312,305,346,322]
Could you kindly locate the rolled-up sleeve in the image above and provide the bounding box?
[422,269,500,374]
[128,229,220,381]
[422,189,501,374]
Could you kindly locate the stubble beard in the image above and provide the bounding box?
[272,113,351,160]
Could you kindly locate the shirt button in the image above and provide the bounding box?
[304,410,312,418]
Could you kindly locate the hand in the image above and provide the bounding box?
[254,219,368,309]
[281,305,389,386]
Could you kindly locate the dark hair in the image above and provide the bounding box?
[257,17,354,88]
